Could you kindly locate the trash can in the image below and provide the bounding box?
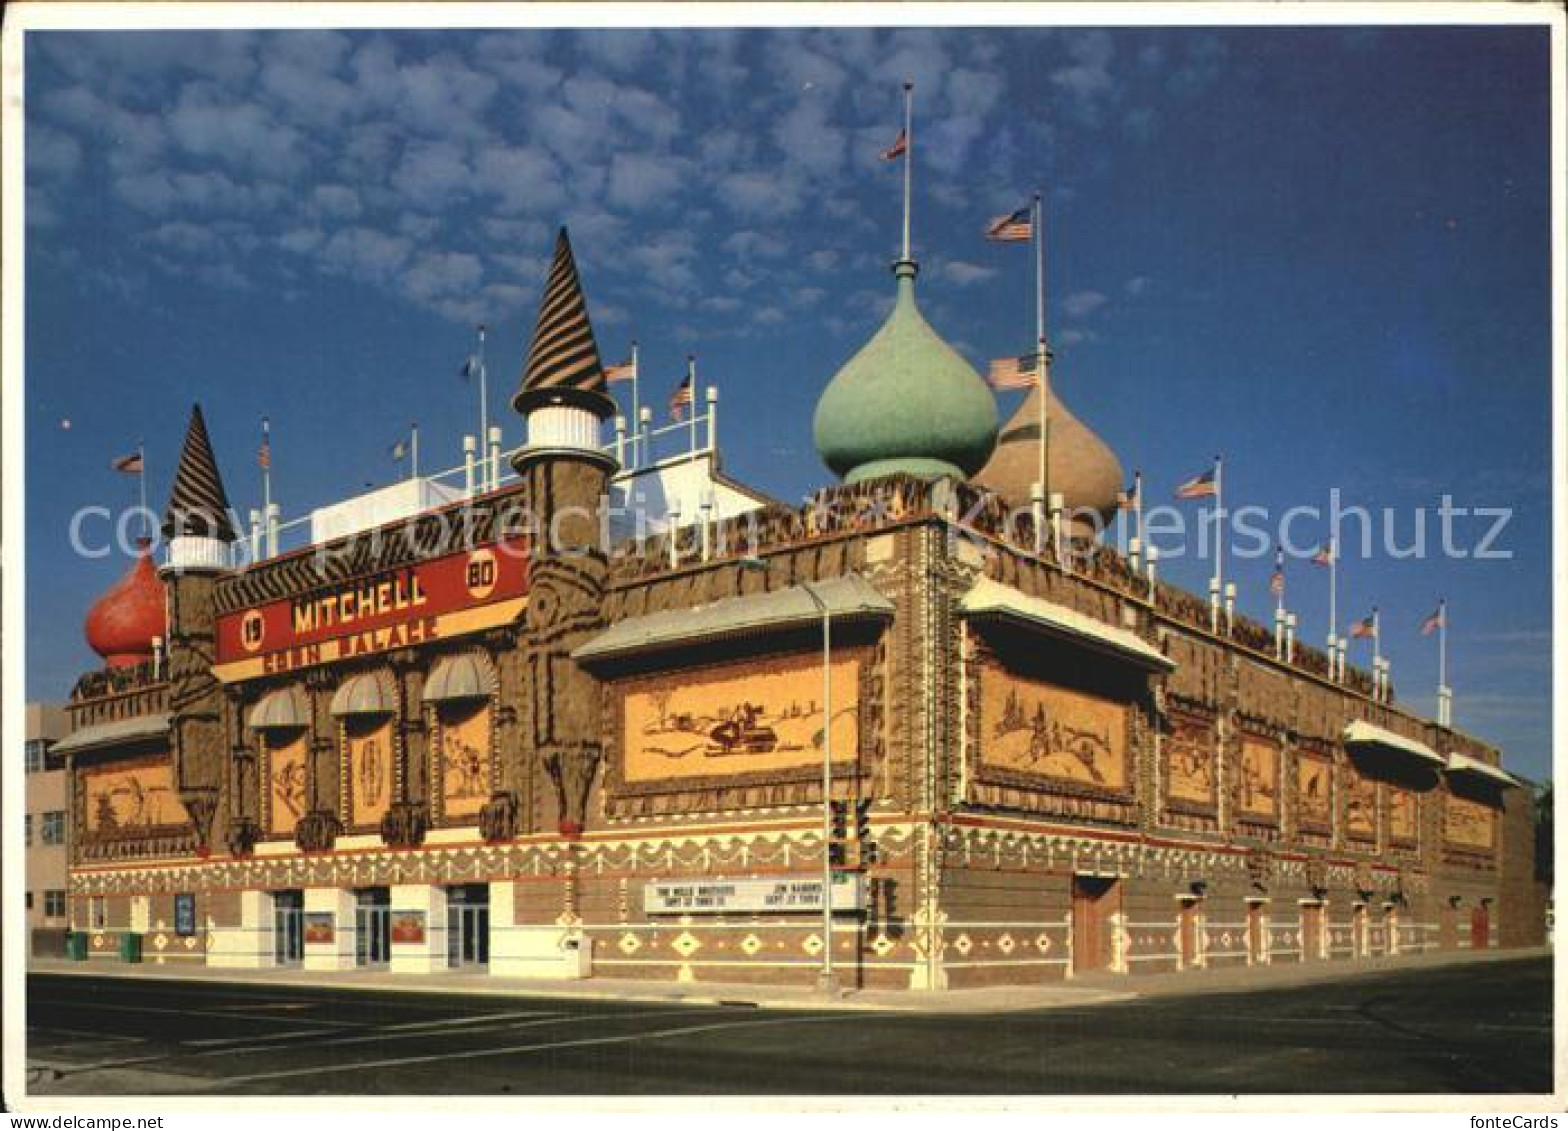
[65,931,88,962]
[118,931,143,964]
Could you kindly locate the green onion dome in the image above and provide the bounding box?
[813,260,999,484]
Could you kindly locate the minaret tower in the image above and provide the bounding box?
[158,404,239,854]
[511,228,617,837]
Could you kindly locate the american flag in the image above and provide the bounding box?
[1270,546,1285,597]
[1117,481,1139,510]
[668,373,694,421]
[880,128,908,162]
[111,451,143,474]
[987,353,1040,390]
[985,206,1033,243]
[1173,468,1217,500]
[1349,613,1378,639]
[1312,542,1335,566]
[259,439,270,471]
[604,357,636,383]
[1420,603,1445,636]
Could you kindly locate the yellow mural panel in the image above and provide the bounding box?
[1237,738,1279,820]
[1445,795,1495,849]
[1166,720,1216,807]
[346,718,394,827]
[981,669,1127,790]
[438,702,491,819]
[1297,757,1332,826]
[1389,788,1419,843]
[84,760,188,833]
[623,656,860,784]
[1346,769,1377,838]
[264,733,309,836]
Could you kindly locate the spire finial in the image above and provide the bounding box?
[512,226,614,420]
[162,403,236,543]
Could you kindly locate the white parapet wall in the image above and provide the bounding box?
[389,884,448,975]
[207,890,275,969]
[303,888,358,971]
[489,881,592,980]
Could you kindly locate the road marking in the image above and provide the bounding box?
[188,1006,726,1058]
[28,998,376,1028]
[382,1008,563,1031]
[28,1027,145,1045]
[212,1012,861,1086]
[184,1028,346,1047]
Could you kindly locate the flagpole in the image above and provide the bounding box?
[411,423,419,481]
[687,355,698,456]
[1133,470,1144,561]
[900,82,913,262]
[1372,606,1381,668]
[1035,191,1049,506]
[1213,453,1224,598]
[137,438,149,541]
[1328,536,1338,650]
[1275,545,1285,619]
[1439,597,1448,691]
[630,340,641,467]
[476,324,489,492]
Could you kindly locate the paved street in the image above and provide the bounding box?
[25,955,1552,1096]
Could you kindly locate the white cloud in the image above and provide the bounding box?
[474,145,566,215]
[391,139,474,210]
[606,151,687,212]
[402,250,484,303]
[311,184,362,218]
[722,230,788,260]
[716,170,802,218]
[1063,290,1109,318]
[937,260,997,288]
[27,126,83,180]
[321,226,413,280]
[1124,275,1152,297]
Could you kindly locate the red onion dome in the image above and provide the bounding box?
[84,537,165,668]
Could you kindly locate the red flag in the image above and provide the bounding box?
[880,128,908,161]
[111,452,143,474]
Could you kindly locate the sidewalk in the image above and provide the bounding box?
[28,945,1548,1015]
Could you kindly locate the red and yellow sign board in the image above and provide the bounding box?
[214,538,528,682]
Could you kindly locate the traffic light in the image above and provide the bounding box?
[829,799,849,841]
[853,799,872,841]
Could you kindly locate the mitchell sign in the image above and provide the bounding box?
[643,875,864,915]
[212,536,530,681]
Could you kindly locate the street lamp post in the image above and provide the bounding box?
[742,556,838,995]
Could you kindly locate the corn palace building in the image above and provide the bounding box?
[56,227,1542,989]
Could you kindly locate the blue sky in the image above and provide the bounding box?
[22,24,1553,779]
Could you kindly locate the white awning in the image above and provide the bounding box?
[52,713,169,756]
[423,651,496,703]
[1445,751,1519,789]
[248,685,309,730]
[958,578,1174,671]
[329,671,396,717]
[574,574,894,664]
[1342,719,1444,767]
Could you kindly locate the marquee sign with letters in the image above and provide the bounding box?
[213,536,529,682]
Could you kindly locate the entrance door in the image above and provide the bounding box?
[1300,903,1324,961]
[355,887,391,967]
[1471,904,1491,950]
[1178,899,1202,968]
[1352,904,1368,958]
[446,884,490,969]
[1072,876,1119,974]
[273,890,304,966]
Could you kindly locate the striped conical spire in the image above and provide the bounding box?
[512,227,614,420]
[161,404,237,541]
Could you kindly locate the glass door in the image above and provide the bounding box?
[273,890,304,966]
[355,888,390,967]
[447,884,490,969]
